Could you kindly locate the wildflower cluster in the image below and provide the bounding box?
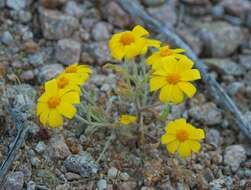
[108,25,204,158]
[36,64,91,128]
[36,25,205,159]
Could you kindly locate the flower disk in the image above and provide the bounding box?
[36,79,80,128]
[108,25,160,60]
[146,46,186,69]
[150,56,201,104]
[161,118,205,158]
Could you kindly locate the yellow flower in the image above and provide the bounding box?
[63,64,92,85]
[161,118,205,158]
[36,79,80,128]
[150,56,201,104]
[146,46,186,69]
[119,115,137,125]
[56,73,80,93]
[108,25,160,60]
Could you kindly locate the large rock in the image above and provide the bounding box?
[64,152,98,177]
[203,58,246,76]
[6,0,27,10]
[48,136,71,160]
[147,1,177,28]
[55,39,81,65]
[224,145,246,172]
[91,22,111,41]
[104,2,130,28]
[39,8,79,40]
[220,0,251,19]
[3,171,24,190]
[197,21,243,57]
[63,1,85,18]
[36,63,64,84]
[188,102,222,125]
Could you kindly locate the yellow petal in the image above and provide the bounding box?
[173,48,186,53]
[149,76,167,91]
[61,91,80,104]
[161,133,176,144]
[178,82,196,98]
[132,25,149,37]
[190,127,205,140]
[180,69,201,81]
[188,140,201,152]
[45,79,58,96]
[170,85,184,104]
[159,84,172,103]
[37,93,49,102]
[174,118,187,128]
[39,109,49,125]
[178,141,191,158]
[165,121,178,134]
[176,57,194,72]
[49,110,63,128]
[57,102,77,119]
[146,53,159,65]
[166,140,180,153]
[162,57,179,73]
[147,39,161,48]
[37,102,48,116]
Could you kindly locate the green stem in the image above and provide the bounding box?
[75,114,110,127]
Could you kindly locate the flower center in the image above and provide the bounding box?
[159,48,172,57]
[65,66,78,73]
[166,73,180,84]
[57,76,69,89]
[176,129,189,142]
[47,96,61,108]
[120,32,135,45]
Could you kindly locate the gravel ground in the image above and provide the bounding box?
[1,0,251,189]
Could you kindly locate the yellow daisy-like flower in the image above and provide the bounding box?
[161,118,205,158]
[56,73,80,93]
[63,63,92,85]
[119,115,137,125]
[146,46,186,69]
[150,56,201,104]
[36,79,80,128]
[108,25,160,60]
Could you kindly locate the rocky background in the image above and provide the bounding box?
[1,0,251,189]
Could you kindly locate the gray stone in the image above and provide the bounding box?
[55,39,81,65]
[104,2,130,28]
[10,10,32,23]
[35,141,47,154]
[3,171,24,190]
[210,176,233,190]
[65,172,81,181]
[119,172,130,181]
[188,102,222,125]
[97,179,107,190]
[204,58,245,76]
[6,0,26,10]
[206,129,221,148]
[220,0,251,19]
[0,0,5,8]
[211,5,224,18]
[147,2,177,28]
[1,31,14,46]
[37,63,64,84]
[85,41,111,64]
[64,152,98,177]
[40,0,67,9]
[28,52,44,66]
[198,21,243,57]
[20,70,34,81]
[64,1,85,18]
[39,8,79,40]
[226,82,245,96]
[48,135,71,160]
[107,167,118,178]
[142,0,165,6]
[31,157,41,167]
[91,22,110,41]
[239,54,251,70]
[27,181,36,190]
[224,145,246,172]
